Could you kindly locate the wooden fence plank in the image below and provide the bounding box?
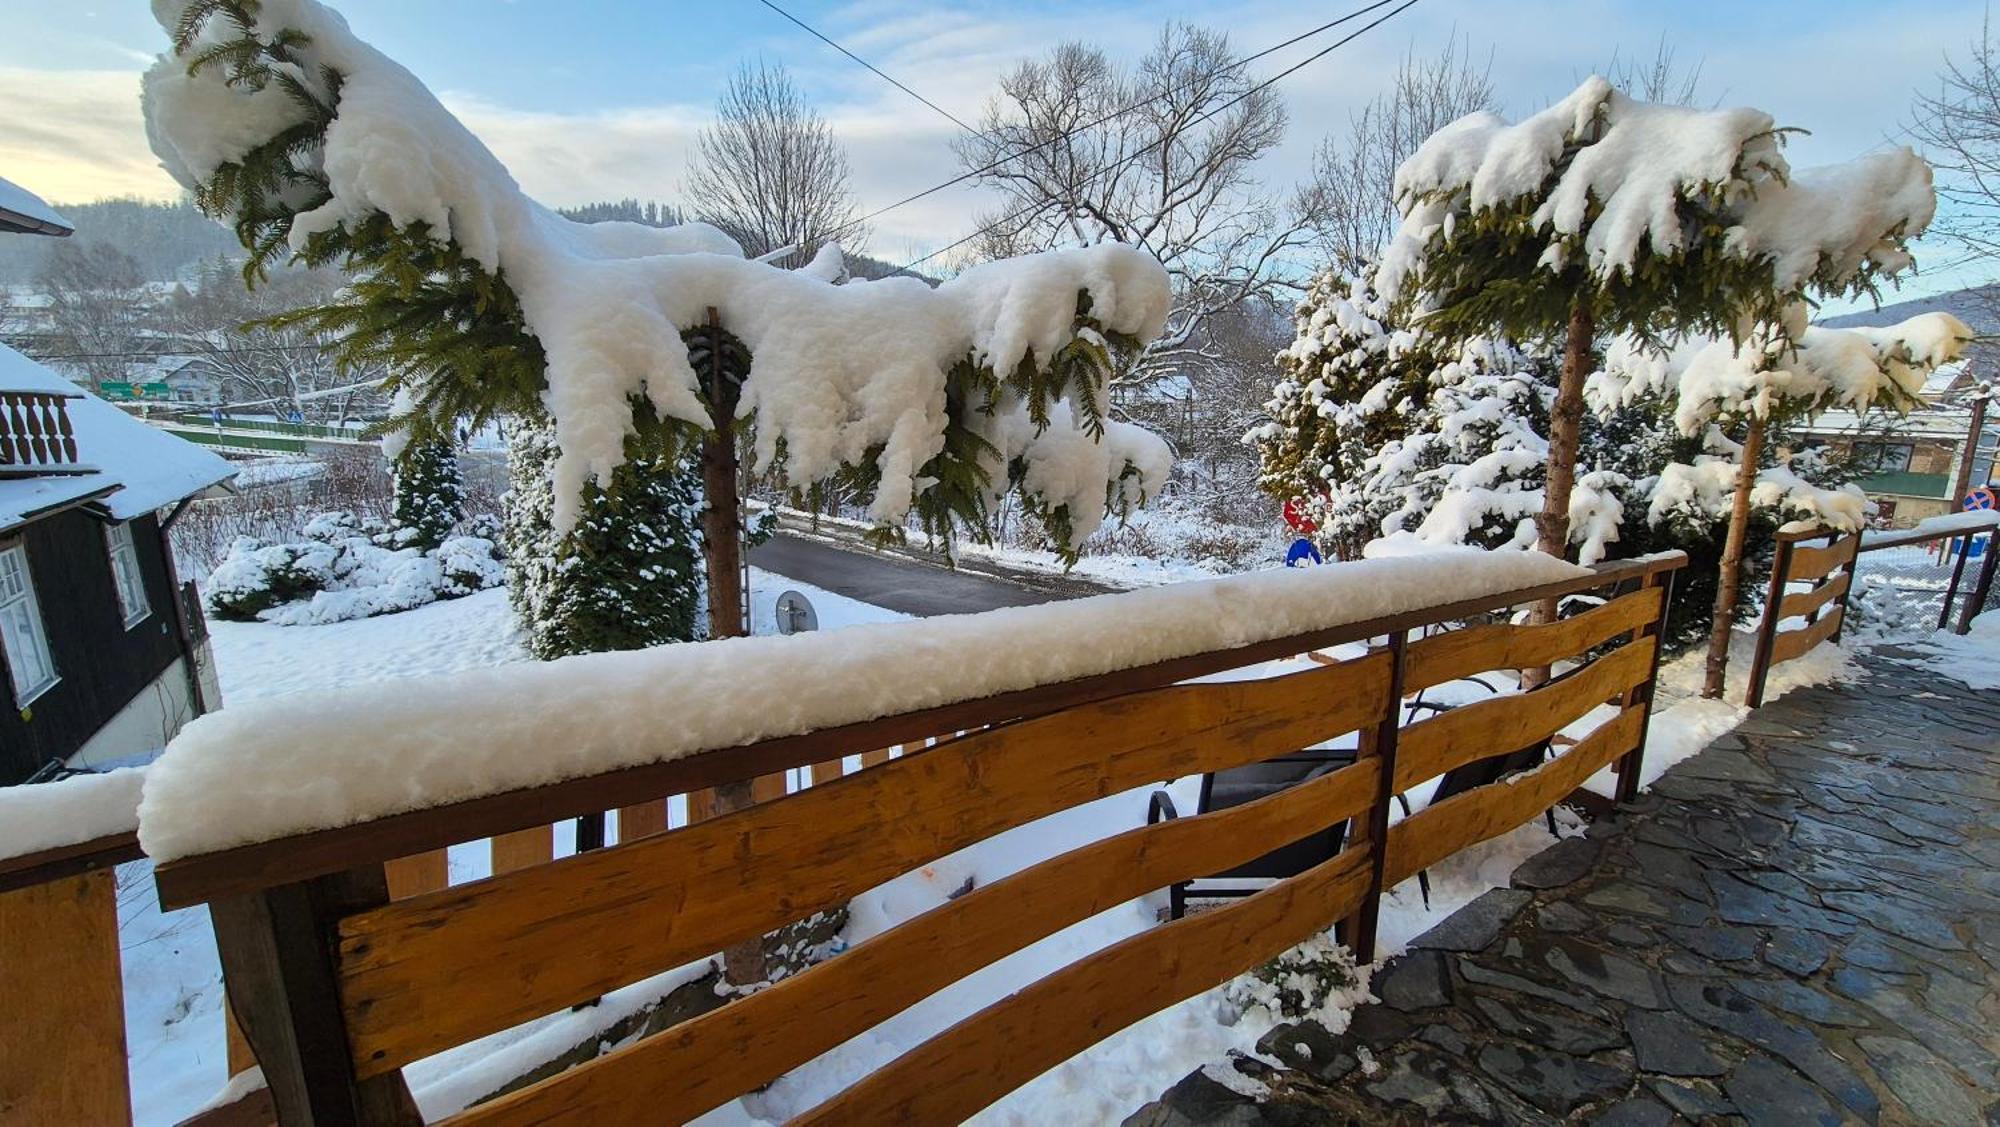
[450,759,1380,1126]
[338,655,1393,1076]
[489,826,552,875]
[1394,638,1654,791]
[1771,607,1844,666]
[151,555,1685,911]
[1776,571,1850,622]
[790,847,1377,1126]
[1384,706,1645,884]
[1404,586,1660,693]
[1788,535,1858,583]
[0,870,131,1125]
[616,801,667,843]
[809,758,844,785]
[384,850,448,899]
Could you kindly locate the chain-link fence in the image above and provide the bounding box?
[1846,529,1998,637]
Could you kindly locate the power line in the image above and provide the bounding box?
[753,0,981,137]
[892,0,1424,276]
[16,344,332,361]
[853,0,1414,234]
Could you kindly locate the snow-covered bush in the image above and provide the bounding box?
[505,417,707,659]
[1225,928,1365,1023]
[389,439,463,551]
[205,512,504,625]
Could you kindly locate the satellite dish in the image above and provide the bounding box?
[775,590,818,635]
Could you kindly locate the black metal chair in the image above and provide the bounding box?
[1150,669,1560,920]
[1148,746,1356,920]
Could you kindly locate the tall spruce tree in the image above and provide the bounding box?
[389,438,463,551]
[505,417,706,660]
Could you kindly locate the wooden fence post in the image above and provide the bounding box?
[1828,535,1857,646]
[1956,528,2000,635]
[208,867,421,1126]
[1614,569,1675,804]
[0,870,131,1125]
[1744,536,1796,709]
[1346,630,1407,965]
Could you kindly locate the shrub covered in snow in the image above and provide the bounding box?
[505,418,707,659]
[1225,928,1366,1023]
[205,509,503,625]
[390,438,463,551]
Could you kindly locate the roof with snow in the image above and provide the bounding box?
[0,176,73,237]
[0,344,235,532]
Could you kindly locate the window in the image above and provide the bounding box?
[1852,441,1914,474]
[106,522,151,627]
[0,545,57,705]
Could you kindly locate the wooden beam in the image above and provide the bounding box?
[336,655,1393,1076]
[615,801,667,843]
[789,847,1376,1125]
[0,829,143,895]
[1770,607,1844,666]
[209,868,420,1125]
[0,870,130,1125]
[449,760,1379,1126]
[1386,706,1644,884]
[1394,638,1654,791]
[1776,570,1850,622]
[152,554,1688,910]
[1403,586,1659,694]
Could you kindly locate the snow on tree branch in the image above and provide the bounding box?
[1377,76,1936,328]
[144,0,1173,546]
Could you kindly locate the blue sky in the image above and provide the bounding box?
[0,1,1987,302]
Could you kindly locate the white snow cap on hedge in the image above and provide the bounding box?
[1589,311,1974,435]
[143,0,1172,539]
[137,549,1585,861]
[1378,76,1935,301]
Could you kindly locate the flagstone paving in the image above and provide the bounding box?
[1130,649,2000,1125]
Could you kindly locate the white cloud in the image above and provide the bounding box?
[0,65,179,203]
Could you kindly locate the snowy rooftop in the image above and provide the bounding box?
[0,175,73,237]
[0,344,236,532]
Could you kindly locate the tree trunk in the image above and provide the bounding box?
[1537,297,1595,563]
[1702,415,1766,700]
[695,309,764,987]
[1521,297,1595,689]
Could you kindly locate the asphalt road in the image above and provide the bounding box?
[749,532,1098,617]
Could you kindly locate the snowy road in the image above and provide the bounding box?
[749,532,1107,616]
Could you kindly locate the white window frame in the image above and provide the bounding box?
[105,521,151,628]
[0,543,58,707]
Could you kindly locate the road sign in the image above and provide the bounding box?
[1964,486,1997,512]
[1282,497,1319,535]
[100,381,135,400]
[1285,538,1323,568]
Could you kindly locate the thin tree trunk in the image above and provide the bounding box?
[1522,297,1595,689]
[696,308,764,987]
[1702,415,1766,700]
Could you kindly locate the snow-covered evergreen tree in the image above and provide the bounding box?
[1247,271,1428,560]
[1593,309,1974,693]
[505,417,706,660]
[1378,75,1939,569]
[389,438,462,551]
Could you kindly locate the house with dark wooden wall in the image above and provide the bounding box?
[0,177,236,784]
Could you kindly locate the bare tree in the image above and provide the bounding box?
[158,259,388,424]
[1306,37,1497,280]
[1597,36,1708,107]
[957,25,1314,397]
[688,62,865,263]
[35,242,153,388]
[1910,16,2000,269]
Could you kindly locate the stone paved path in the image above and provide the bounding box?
[1131,651,2000,1125]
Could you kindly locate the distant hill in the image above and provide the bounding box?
[1819,284,2000,337]
[0,198,239,285]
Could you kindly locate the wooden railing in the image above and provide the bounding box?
[1745,520,2000,706]
[0,390,85,474]
[150,552,1684,1126]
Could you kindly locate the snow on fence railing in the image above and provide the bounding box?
[1747,516,2000,707]
[138,550,1686,1125]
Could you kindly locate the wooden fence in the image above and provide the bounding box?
[134,552,1682,1126]
[1745,521,2000,707]
[0,738,941,1124]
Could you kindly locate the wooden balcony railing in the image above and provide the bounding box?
[142,551,1687,1127]
[0,390,88,475]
